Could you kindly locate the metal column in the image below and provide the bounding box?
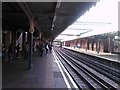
[28,32,33,70]
[28,20,35,70]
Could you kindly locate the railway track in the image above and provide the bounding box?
[60,48,120,84]
[53,47,120,90]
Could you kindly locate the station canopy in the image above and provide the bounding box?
[2,1,97,41]
[55,0,119,41]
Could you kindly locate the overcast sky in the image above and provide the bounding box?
[55,0,119,41]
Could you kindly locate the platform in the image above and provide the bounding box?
[63,46,120,63]
[2,52,67,88]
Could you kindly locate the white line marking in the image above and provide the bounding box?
[53,49,79,89]
[53,50,72,89]
[56,53,79,89]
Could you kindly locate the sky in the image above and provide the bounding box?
[55,0,119,41]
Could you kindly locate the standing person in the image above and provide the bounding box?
[45,43,49,55]
[2,43,6,61]
[48,43,52,54]
[2,43,5,57]
[38,43,43,56]
[25,42,28,59]
[23,42,28,59]
[36,44,39,56]
[8,43,13,64]
[16,43,20,58]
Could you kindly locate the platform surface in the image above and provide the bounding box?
[2,52,67,88]
[63,46,119,63]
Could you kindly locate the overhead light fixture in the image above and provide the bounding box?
[53,16,56,22]
[51,28,53,31]
[56,2,61,8]
[52,24,54,28]
[56,0,61,8]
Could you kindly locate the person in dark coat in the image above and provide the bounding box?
[8,43,13,64]
[16,43,20,58]
[2,43,5,57]
[48,43,52,54]
[23,42,28,59]
[45,43,49,54]
[2,43,6,61]
[38,44,43,56]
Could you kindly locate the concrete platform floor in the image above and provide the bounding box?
[64,46,119,63]
[2,52,67,88]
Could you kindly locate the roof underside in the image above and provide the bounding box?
[2,2,96,41]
